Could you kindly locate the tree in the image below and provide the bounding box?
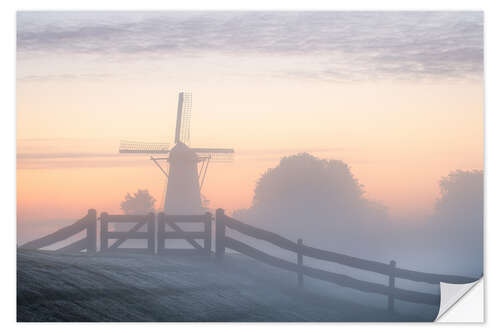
[431,170,483,275]
[234,153,388,255]
[435,169,483,223]
[120,189,156,214]
[251,153,365,211]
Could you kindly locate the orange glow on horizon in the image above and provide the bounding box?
[16,75,483,242]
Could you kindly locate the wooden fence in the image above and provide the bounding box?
[214,209,477,311]
[19,209,96,253]
[19,207,478,312]
[100,212,155,254]
[157,212,212,255]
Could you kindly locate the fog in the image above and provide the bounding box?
[229,153,482,318]
[234,153,483,278]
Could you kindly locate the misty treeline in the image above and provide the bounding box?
[234,153,483,277]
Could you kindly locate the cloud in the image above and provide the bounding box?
[17,11,483,81]
[17,73,112,81]
[16,149,149,169]
[16,155,149,170]
[17,152,119,159]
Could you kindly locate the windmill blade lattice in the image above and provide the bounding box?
[192,147,234,162]
[174,92,192,145]
[119,140,170,154]
[180,92,192,145]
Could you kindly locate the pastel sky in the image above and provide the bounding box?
[17,11,483,240]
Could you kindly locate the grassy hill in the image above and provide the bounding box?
[17,249,427,322]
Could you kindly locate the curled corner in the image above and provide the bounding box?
[435,278,483,322]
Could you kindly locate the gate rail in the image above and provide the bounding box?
[100,213,155,254]
[157,212,212,255]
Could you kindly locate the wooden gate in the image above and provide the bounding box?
[100,213,155,254]
[157,213,212,255]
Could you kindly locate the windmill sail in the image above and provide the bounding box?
[191,148,234,154]
[192,147,234,162]
[174,92,192,145]
[119,140,170,154]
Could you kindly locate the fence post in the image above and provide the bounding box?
[297,238,304,288]
[147,213,155,254]
[157,213,165,253]
[215,208,226,260]
[388,260,396,313]
[205,212,212,256]
[100,212,108,252]
[86,209,97,254]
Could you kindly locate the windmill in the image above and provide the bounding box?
[119,92,234,214]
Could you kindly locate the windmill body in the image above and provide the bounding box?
[164,142,203,214]
[119,92,234,214]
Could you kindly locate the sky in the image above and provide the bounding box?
[16,11,483,241]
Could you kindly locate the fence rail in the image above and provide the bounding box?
[19,209,96,253]
[215,208,476,311]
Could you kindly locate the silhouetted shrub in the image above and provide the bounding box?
[120,189,157,214]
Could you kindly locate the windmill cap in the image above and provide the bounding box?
[170,142,198,160]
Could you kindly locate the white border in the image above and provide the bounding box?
[2,0,497,331]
